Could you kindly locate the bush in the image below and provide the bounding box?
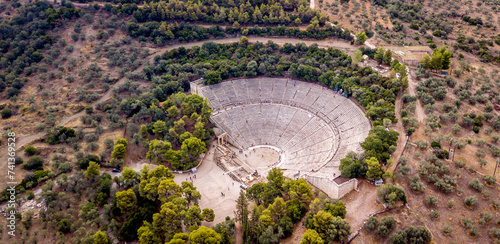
[430,141,441,148]
[365,216,378,231]
[1,108,12,119]
[454,160,466,168]
[380,216,396,230]
[468,178,483,191]
[24,145,37,156]
[415,140,428,149]
[484,175,496,185]
[409,175,424,192]
[430,210,440,219]
[442,225,453,235]
[57,219,72,233]
[377,183,407,208]
[446,200,455,209]
[481,190,490,199]
[435,150,449,159]
[464,196,478,208]
[479,212,493,225]
[424,195,438,206]
[461,217,474,228]
[23,156,44,170]
[389,226,431,244]
[468,227,479,237]
[490,228,500,240]
[26,190,34,200]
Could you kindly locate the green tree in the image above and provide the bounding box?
[377,183,407,208]
[284,179,313,204]
[312,210,334,239]
[1,108,12,119]
[323,200,346,218]
[120,167,137,187]
[112,144,127,159]
[301,229,323,244]
[182,181,202,205]
[420,54,432,69]
[85,161,100,180]
[235,190,250,244]
[355,32,368,45]
[24,145,37,156]
[339,152,366,178]
[189,226,222,244]
[167,105,179,118]
[115,189,137,213]
[239,36,249,47]
[146,139,172,163]
[327,216,351,242]
[365,157,383,181]
[352,50,363,65]
[193,121,206,140]
[374,48,385,63]
[383,49,392,65]
[435,46,452,69]
[181,137,207,160]
[140,124,148,138]
[93,230,109,244]
[153,120,167,136]
[204,71,222,85]
[115,138,128,147]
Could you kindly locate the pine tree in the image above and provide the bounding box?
[235,190,250,244]
[374,48,384,63]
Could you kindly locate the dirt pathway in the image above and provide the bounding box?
[388,90,407,172]
[406,68,425,124]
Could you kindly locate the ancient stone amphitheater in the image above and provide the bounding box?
[192,78,371,199]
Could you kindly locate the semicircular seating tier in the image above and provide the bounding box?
[197,78,371,175]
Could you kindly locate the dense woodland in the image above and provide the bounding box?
[0,0,80,96]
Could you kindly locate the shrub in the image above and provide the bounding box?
[365,216,378,231]
[57,219,72,233]
[461,217,474,228]
[468,178,483,191]
[430,210,440,219]
[484,175,496,185]
[380,216,396,230]
[389,226,431,244]
[430,141,441,148]
[23,156,44,170]
[442,225,453,235]
[446,200,455,209]
[468,166,477,173]
[424,195,438,206]
[464,196,478,208]
[376,225,390,237]
[415,140,428,149]
[1,108,12,119]
[490,228,500,240]
[26,190,34,200]
[482,190,490,199]
[454,160,466,168]
[409,175,424,192]
[377,184,407,208]
[479,212,493,225]
[468,227,479,237]
[493,200,500,210]
[24,145,37,156]
[435,150,449,159]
